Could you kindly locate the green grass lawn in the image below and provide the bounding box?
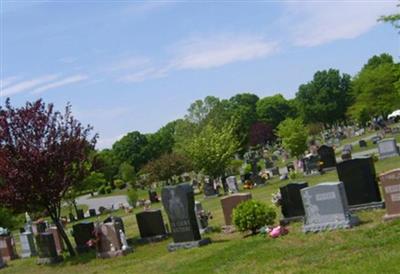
[4,156,400,274]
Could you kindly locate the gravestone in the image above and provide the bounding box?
[136,209,168,243]
[336,157,383,210]
[301,182,359,232]
[359,140,367,148]
[104,216,125,233]
[318,145,336,170]
[96,222,132,258]
[20,232,37,258]
[203,178,218,198]
[220,193,252,226]
[72,222,95,253]
[343,144,352,152]
[380,169,400,221]
[47,226,64,255]
[269,166,280,176]
[32,221,47,236]
[36,232,63,264]
[0,236,18,261]
[161,183,211,251]
[89,209,97,217]
[341,150,352,161]
[371,136,382,144]
[226,176,239,193]
[280,182,309,221]
[148,190,159,203]
[194,201,211,234]
[286,163,295,173]
[76,209,85,220]
[378,138,399,159]
[303,155,320,175]
[0,255,5,269]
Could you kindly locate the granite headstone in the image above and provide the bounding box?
[280,182,308,221]
[0,236,18,261]
[226,176,239,193]
[47,226,64,255]
[380,169,400,221]
[72,222,95,253]
[318,145,336,170]
[136,209,168,242]
[378,138,399,159]
[20,232,37,258]
[220,193,252,226]
[36,232,63,264]
[161,183,211,251]
[301,182,359,232]
[336,157,383,210]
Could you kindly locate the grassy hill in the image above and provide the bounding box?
[3,156,400,274]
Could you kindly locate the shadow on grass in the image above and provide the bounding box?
[51,250,98,267]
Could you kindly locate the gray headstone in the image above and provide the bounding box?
[203,178,218,197]
[301,182,359,233]
[20,232,37,258]
[378,138,399,159]
[194,201,210,234]
[226,176,239,193]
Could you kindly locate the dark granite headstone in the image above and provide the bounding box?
[336,157,383,210]
[136,209,167,241]
[303,155,320,175]
[318,145,336,169]
[203,179,218,197]
[286,163,295,173]
[341,150,352,161]
[76,209,85,220]
[36,232,62,264]
[72,222,94,253]
[148,190,159,203]
[161,183,210,251]
[89,209,97,217]
[359,140,367,148]
[32,221,47,236]
[280,182,308,221]
[47,226,64,255]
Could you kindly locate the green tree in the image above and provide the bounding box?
[295,69,352,125]
[92,149,120,183]
[112,131,149,169]
[276,118,308,158]
[187,122,239,179]
[185,96,220,124]
[118,162,136,184]
[349,54,400,122]
[256,94,295,129]
[141,152,192,185]
[379,2,400,31]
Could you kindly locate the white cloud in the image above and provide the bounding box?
[107,56,151,72]
[285,1,398,47]
[31,74,88,94]
[1,76,20,89]
[170,34,279,70]
[118,67,168,83]
[1,74,58,96]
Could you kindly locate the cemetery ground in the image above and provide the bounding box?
[4,156,400,274]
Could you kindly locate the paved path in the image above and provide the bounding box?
[76,194,128,210]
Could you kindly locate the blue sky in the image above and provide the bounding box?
[1,0,399,149]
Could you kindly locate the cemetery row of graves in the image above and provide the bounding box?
[0,131,400,273]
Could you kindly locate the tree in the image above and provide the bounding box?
[141,152,192,185]
[185,96,220,124]
[118,162,136,184]
[0,99,96,256]
[379,2,400,31]
[295,69,352,125]
[349,54,400,122]
[92,149,120,183]
[187,122,239,179]
[276,118,308,158]
[112,131,149,169]
[256,94,295,129]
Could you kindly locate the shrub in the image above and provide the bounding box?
[127,189,139,207]
[233,200,276,235]
[114,179,126,190]
[0,207,24,229]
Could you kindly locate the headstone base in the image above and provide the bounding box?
[322,167,336,172]
[349,201,385,212]
[379,153,399,160]
[167,238,211,252]
[96,248,133,259]
[303,215,359,233]
[136,234,169,244]
[204,194,218,199]
[281,215,304,223]
[36,256,63,265]
[383,213,400,222]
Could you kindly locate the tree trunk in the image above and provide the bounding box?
[52,216,76,257]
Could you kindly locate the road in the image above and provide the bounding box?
[76,194,128,211]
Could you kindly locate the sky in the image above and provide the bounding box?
[1,0,399,149]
